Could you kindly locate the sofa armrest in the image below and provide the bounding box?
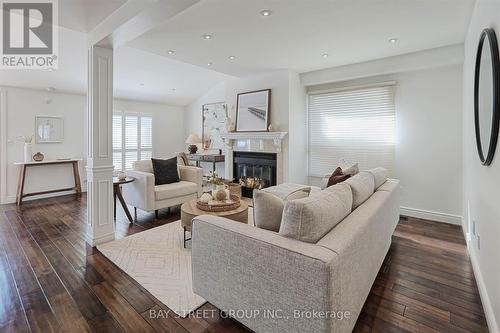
[122,170,155,212]
[178,165,202,197]
[192,215,337,333]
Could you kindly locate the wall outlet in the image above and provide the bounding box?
[477,234,481,250]
[472,220,476,235]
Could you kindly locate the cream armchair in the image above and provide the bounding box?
[123,159,202,218]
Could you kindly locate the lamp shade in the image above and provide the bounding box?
[185,133,202,144]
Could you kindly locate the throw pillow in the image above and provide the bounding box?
[340,161,359,176]
[279,183,353,243]
[327,167,351,187]
[151,157,180,185]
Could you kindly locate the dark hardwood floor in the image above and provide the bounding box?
[0,194,488,333]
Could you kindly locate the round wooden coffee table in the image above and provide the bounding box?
[181,198,248,247]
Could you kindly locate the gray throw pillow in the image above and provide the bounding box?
[279,183,353,243]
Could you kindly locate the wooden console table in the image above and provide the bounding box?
[14,159,82,206]
[186,153,225,173]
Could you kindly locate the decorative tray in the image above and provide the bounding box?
[196,194,241,212]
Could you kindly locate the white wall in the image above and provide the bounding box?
[184,70,307,182]
[462,0,500,331]
[306,65,463,224]
[0,87,185,204]
[0,87,86,204]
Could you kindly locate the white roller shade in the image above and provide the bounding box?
[308,84,395,177]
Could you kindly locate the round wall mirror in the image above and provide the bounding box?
[474,28,500,166]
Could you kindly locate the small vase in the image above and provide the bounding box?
[24,143,33,162]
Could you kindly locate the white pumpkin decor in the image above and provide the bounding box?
[199,193,212,203]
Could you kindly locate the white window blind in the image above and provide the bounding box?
[113,112,153,171]
[308,84,395,178]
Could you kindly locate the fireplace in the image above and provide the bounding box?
[233,151,277,198]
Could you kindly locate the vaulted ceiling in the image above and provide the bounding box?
[0,0,475,105]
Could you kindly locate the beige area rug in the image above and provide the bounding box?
[97,221,205,318]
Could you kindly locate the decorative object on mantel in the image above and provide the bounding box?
[17,135,34,162]
[185,133,202,154]
[32,152,44,162]
[202,102,228,150]
[35,116,63,143]
[236,89,271,132]
[474,28,500,166]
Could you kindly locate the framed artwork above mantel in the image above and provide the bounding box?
[235,89,271,132]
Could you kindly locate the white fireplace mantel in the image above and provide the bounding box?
[220,131,288,152]
[220,131,288,183]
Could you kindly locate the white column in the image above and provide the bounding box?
[86,45,115,246]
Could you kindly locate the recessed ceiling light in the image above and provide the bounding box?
[260,10,272,16]
[167,50,175,55]
[322,53,329,58]
[389,38,398,44]
[203,34,212,40]
[228,56,236,60]
[207,62,212,66]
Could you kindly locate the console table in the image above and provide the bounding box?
[14,159,82,206]
[186,153,225,173]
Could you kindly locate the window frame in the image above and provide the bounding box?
[113,111,153,171]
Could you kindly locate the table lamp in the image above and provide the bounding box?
[185,133,201,154]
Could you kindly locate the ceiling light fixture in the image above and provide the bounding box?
[389,38,398,44]
[167,50,175,55]
[203,34,212,40]
[228,56,236,60]
[260,10,272,17]
[207,62,212,66]
[322,53,329,58]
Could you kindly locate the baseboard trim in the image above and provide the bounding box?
[1,188,87,204]
[467,240,499,333]
[400,206,462,225]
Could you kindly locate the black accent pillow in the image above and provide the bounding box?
[151,157,180,185]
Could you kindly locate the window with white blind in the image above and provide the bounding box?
[308,84,395,178]
[113,112,153,171]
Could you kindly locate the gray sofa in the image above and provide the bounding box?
[191,169,400,333]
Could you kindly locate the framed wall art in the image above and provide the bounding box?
[202,102,228,150]
[35,116,64,143]
[235,89,270,132]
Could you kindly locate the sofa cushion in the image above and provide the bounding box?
[367,167,388,189]
[344,171,375,210]
[152,157,180,185]
[253,184,311,232]
[155,181,197,201]
[279,183,352,243]
[376,178,398,192]
[133,160,153,173]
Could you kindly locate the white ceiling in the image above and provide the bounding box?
[59,0,127,32]
[130,0,475,76]
[0,0,475,105]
